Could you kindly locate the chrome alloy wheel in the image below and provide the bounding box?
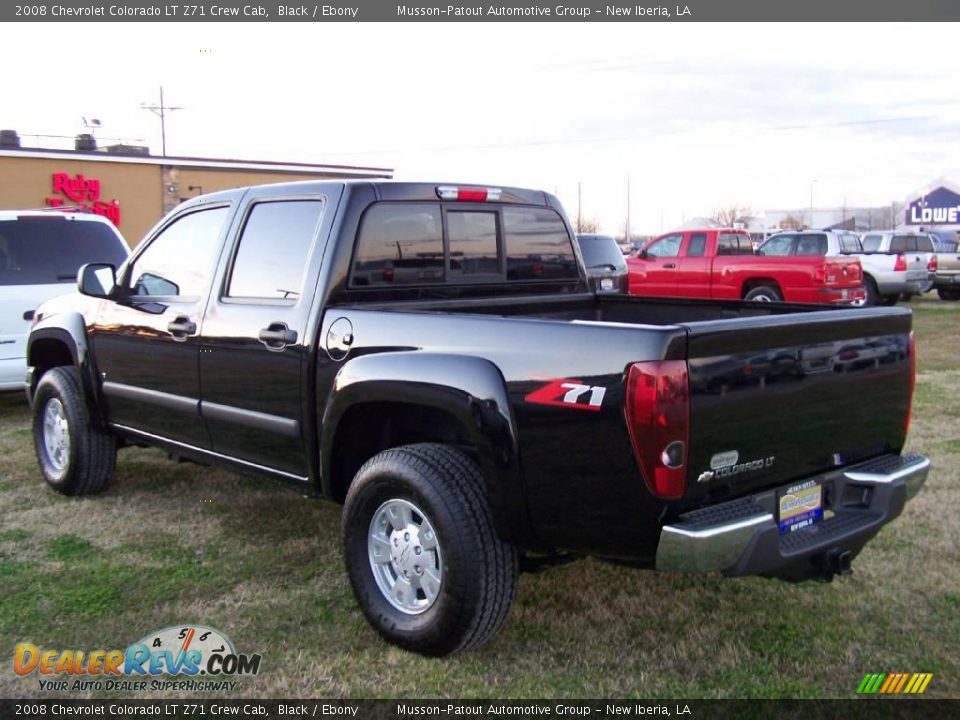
[368,498,442,615]
[42,398,71,475]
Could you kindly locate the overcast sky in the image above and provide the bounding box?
[4,22,958,234]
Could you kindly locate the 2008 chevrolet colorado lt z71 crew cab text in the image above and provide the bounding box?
[26,181,929,656]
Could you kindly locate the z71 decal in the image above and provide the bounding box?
[524,379,606,411]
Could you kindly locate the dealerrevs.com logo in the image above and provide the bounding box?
[14,625,261,693]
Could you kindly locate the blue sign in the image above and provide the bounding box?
[906,186,960,225]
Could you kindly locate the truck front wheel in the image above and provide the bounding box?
[32,366,116,495]
[342,443,518,656]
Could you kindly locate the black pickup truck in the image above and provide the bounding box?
[26,181,928,656]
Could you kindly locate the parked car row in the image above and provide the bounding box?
[601,226,955,306]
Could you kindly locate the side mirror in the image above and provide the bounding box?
[78,263,117,299]
[636,248,648,259]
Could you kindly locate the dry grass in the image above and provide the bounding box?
[1,295,958,699]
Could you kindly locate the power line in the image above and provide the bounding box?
[317,114,933,159]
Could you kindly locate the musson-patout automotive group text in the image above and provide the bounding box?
[397,5,692,16]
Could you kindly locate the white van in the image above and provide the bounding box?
[0,211,128,391]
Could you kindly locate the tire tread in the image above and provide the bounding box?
[33,366,116,495]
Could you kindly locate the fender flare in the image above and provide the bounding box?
[26,312,105,426]
[320,351,535,545]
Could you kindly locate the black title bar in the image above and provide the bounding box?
[3,699,958,720]
[4,0,960,22]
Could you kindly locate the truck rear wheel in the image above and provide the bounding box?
[32,366,116,495]
[744,286,782,302]
[342,443,518,656]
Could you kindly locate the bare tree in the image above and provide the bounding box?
[780,214,805,230]
[711,204,754,227]
[576,216,601,233]
[890,200,905,229]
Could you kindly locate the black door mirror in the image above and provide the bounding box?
[78,263,117,299]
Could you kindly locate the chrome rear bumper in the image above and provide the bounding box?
[656,454,930,575]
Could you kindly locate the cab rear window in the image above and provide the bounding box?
[0,216,127,286]
[351,203,577,287]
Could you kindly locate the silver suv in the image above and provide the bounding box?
[0,211,128,391]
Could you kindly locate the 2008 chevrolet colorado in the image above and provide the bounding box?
[26,181,928,656]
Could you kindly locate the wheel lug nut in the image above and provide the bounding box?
[414,546,422,555]
[394,538,399,546]
[404,532,410,541]
[415,565,422,574]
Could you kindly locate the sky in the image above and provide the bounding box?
[4,22,959,235]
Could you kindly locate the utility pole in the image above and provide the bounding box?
[577,181,582,233]
[625,175,631,243]
[809,179,818,229]
[141,86,182,156]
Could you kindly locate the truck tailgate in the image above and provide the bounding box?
[681,307,913,504]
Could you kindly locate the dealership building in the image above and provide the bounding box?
[0,131,392,247]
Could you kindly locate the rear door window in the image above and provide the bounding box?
[862,234,882,252]
[0,217,127,286]
[226,200,325,300]
[686,232,707,257]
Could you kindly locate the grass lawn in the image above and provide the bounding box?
[1,296,957,699]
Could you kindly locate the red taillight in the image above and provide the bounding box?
[894,254,908,272]
[814,264,827,284]
[906,332,917,437]
[624,360,690,500]
[928,255,938,272]
[436,186,503,202]
[382,267,395,282]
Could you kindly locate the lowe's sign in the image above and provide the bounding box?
[906,186,960,225]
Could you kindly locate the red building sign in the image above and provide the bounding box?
[45,172,121,227]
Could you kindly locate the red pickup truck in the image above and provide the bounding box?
[628,228,865,304]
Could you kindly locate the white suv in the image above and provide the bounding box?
[0,211,128,391]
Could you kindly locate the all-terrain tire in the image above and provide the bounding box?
[342,443,519,656]
[32,366,116,495]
